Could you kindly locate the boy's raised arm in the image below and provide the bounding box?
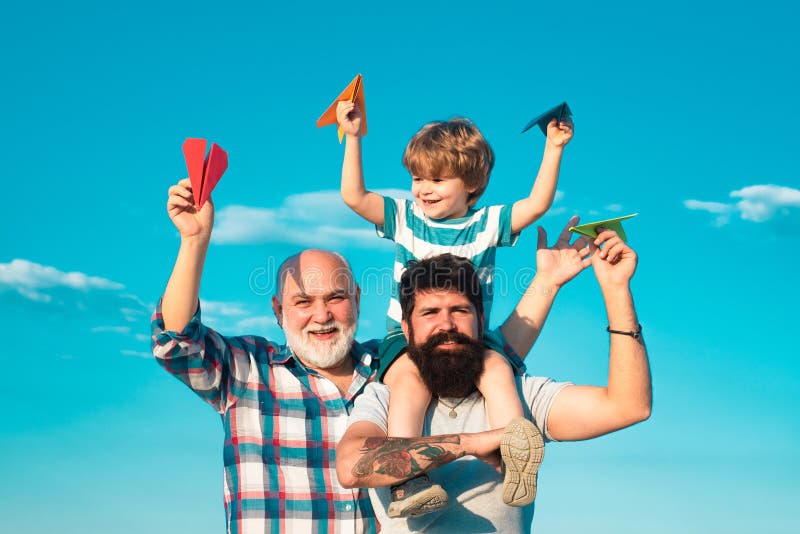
[337,101,384,225]
[510,118,574,234]
[161,178,214,332]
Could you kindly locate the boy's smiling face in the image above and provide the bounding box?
[411,175,475,220]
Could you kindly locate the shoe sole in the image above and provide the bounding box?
[500,417,544,507]
[387,484,449,518]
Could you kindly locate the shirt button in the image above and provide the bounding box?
[345,504,353,511]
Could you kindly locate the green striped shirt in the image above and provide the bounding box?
[376,196,518,330]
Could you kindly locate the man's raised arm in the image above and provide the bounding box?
[500,216,592,358]
[544,229,651,441]
[161,178,214,331]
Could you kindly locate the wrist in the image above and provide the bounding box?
[599,280,632,296]
[531,272,564,293]
[180,233,211,249]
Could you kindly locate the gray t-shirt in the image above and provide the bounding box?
[347,376,570,533]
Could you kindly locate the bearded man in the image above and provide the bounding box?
[336,233,651,533]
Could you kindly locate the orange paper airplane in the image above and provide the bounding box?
[316,73,367,143]
[182,138,228,210]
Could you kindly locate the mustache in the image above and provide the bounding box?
[420,331,476,350]
[304,320,343,335]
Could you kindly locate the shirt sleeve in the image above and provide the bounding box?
[520,377,573,442]
[150,299,256,414]
[375,196,399,241]
[496,204,520,247]
[347,382,390,432]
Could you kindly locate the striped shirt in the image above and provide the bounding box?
[151,302,379,534]
[377,196,519,329]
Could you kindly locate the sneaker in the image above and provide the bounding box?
[500,417,545,507]
[387,474,448,518]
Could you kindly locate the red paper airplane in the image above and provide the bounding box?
[182,138,228,209]
[316,73,367,143]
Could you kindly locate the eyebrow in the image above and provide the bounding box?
[289,289,349,300]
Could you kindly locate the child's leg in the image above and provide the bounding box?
[478,349,524,429]
[384,352,432,437]
[383,352,446,518]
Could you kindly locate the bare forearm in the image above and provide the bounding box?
[341,135,367,207]
[501,273,560,358]
[512,144,564,232]
[529,143,564,212]
[162,237,209,331]
[338,431,497,488]
[602,283,651,423]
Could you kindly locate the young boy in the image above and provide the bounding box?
[336,101,573,517]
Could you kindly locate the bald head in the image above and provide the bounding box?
[275,249,355,303]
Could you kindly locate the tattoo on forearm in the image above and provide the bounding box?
[352,435,463,479]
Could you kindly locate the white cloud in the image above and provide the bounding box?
[684,184,800,227]
[212,189,407,248]
[16,287,52,303]
[683,200,735,214]
[730,185,800,222]
[0,259,153,346]
[91,326,132,334]
[0,259,124,291]
[202,300,250,317]
[121,349,152,359]
[234,315,277,333]
[604,203,624,212]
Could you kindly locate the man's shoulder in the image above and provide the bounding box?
[354,337,381,356]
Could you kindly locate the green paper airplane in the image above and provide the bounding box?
[569,213,638,242]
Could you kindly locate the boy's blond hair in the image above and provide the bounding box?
[402,118,494,206]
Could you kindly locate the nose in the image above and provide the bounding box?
[310,299,333,323]
[434,311,456,333]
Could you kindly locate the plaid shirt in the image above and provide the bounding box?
[151,302,379,534]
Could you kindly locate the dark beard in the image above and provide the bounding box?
[406,330,485,398]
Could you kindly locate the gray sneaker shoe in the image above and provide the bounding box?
[500,417,545,507]
[387,474,448,518]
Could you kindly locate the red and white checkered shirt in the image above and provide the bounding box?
[152,302,380,534]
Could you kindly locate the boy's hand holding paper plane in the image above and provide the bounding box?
[317,73,367,143]
[522,102,574,135]
[336,100,363,139]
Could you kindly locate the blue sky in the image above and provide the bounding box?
[1,1,798,532]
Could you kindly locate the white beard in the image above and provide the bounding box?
[283,316,356,369]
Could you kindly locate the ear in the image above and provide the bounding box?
[271,295,283,328]
[401,319,411,343]
[354,284,362,315]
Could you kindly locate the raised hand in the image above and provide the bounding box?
[166,178,214,241]
[336,101,362,138]
[535,216,592,288]
[546,117,574,148]
[589,228,637,288]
